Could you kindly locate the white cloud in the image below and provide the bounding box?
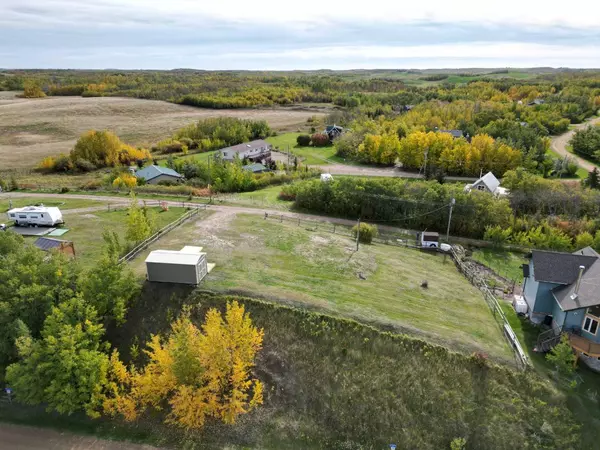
[1,0,599,68]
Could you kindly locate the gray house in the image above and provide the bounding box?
[135,165,184,185]
[523,247,600,369]
[218,140,272,163]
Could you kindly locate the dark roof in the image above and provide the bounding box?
[325,125,343,132]
[242,163,268,173]
[552,248,600,310]
[532,249,597,284]
[440,129,464,138]
[34,237,72,251]
[222,140,270,154]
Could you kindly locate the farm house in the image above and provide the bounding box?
[145,246,214,285]
[7,205,64,227]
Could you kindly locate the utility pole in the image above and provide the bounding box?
[446,198,456,243]
[356,217,360,251]
[207,154,212,204]
[419,148,429,177]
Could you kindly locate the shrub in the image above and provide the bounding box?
[0,177,7,191]
[112,174,138,189]
[54,154,73,172]
[575,232,594,249]
[352,223,378,244]
[37,156,56,172]
[157,180,178,186]
[483,225,512,247]
[311,133,330,147]
[60,187,70,193]
[297,134,311,146]
[73,158,96,172]
[546,334,577,376]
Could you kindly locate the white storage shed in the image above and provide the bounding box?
[145,246,214,285]
[7,206,64,227]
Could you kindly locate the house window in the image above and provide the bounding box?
[587,305,600,319]
[583,316,599,335]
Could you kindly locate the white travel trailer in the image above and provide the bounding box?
[7,205,64,227]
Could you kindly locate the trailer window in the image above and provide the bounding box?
[18,215,27,219]
[9,213,15,218]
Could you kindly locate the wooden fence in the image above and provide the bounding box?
[450,248,530,370]
[118,206,205,264]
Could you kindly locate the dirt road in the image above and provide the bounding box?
[0,423,160,450]
[550,116,600,172]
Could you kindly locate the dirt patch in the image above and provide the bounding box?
[0,94,325,169]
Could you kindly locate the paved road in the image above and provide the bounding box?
[0,423,160,450]
[550,116,600,172]
[271,150,476,181]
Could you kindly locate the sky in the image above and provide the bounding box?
[1,0,600,70]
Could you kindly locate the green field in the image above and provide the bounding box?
[267,133,337,165]
[131,212,512,359]
[13,206,188,268]
[0,196,106,212]
[471,248,529,282]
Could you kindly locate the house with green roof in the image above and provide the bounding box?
[135,165,184,185]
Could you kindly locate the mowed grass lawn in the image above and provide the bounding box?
[131,213,511,359]
[18,206,186,268]
[267,133,336,165]
[0,196,106,212]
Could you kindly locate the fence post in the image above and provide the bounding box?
[333,224,336,234]
[298,218,301,226]
[280,214,283,223]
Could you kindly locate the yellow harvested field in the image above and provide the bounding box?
[0,92,325,169]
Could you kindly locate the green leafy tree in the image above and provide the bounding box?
[575,232,594,250]
[570,126,600,159]
[125,194,154,243]
[587,167,600,189]
[352,223,378,244]
[6,297,109,417]
[80,232,139,324]
[546,334,577,377]
[0,232,79,368]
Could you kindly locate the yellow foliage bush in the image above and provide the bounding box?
[103,302,264,429]
[112,174,138,188]
[37,156,56,172]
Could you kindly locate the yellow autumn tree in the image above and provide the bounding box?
[104,302,264,429]
[113,173,138,189]
[23,80,46,98]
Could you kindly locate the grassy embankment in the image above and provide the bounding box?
[0,291,579,449]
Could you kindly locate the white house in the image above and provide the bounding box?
[7,205,64,227]
[218,140,272,163]
[464,172,509,197]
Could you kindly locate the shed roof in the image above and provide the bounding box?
[532,249,597,284]
[34,237,72,251]
[221,140,270,154]
[440,129,464,138]
[145,250,204,265]
[135,165,183,181]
